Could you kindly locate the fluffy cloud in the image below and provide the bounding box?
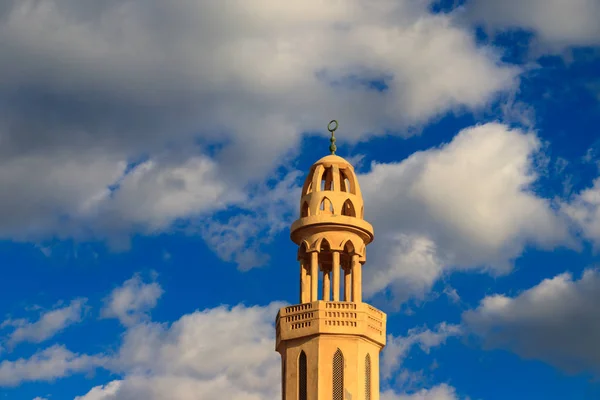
[79,300,460,400]
[463,269,600,376]
[360,122,571,303]
[101,274,163,327]
[0,345,105,387]
[0,0,518,242]
[80,302,285,400]
[1,298,87,348]
[0,270,461,399]
[382,323,462,379]
[200,169,302,270]
[561,177,600,247]
[464,0,600,51]
[382,384,460,400]
[75,381,122,400]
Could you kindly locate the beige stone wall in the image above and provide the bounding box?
[278,333,383,400]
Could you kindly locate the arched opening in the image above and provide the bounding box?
[298,241,308,260]
[339,169,353,193]
[333,349,344,400]
[360,205,364,219]
[341,240,355,302]
[365,354,371,400]
[319,239,332,301]
[320,238,331,253]
[301,201,309,218]
[321,167,334,191]
[319,197,334,215]
[302,166,316,195]
[343,240,355,254]
[341,199,356,217]
[299,351,307,400]
[298,242,310,303]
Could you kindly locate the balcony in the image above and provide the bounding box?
[275,301,386,350]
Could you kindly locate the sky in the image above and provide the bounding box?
[0,0,600,399]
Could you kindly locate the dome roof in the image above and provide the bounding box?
[313,154,354,167]
[295,151,365,220]
[290,152,373,245]
[289,120,374,247]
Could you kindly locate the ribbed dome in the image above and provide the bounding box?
[298,154,363,220]
[313,154,351,166]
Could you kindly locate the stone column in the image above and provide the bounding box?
[311,251,318,302]
[323,267,331,301]
[332,251,340,301]
[344,266,352,301]
[300,259,307,303]
[351,254,362,303]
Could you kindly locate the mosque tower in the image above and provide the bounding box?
[276,121,387,400]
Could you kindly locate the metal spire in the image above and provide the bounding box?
[327,120,338,155]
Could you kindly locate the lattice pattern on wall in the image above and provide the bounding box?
[299,351,307,400]
[365,354,371,400]
[333,349,344,400]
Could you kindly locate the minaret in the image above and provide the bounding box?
[276,120,387,400]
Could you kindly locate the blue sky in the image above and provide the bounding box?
[1,1,600,399]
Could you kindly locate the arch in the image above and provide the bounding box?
[365,354,372,400]
[321,167,334,191]
[301,201,309,218]
[318,238,331,253]
[297,241,309,259]
[299,351,307,400]
[341,239,356,254]
[341,199,356,217]
[339,169,354,193]
[319,197,334,215]
[333,349,344,400]
[360,205,364,219]
[302,166,316,195]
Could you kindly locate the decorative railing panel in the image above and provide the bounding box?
[275,301,386,349]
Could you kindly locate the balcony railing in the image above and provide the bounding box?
[275,301,386,350]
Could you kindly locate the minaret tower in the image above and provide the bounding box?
[276,120,387,400]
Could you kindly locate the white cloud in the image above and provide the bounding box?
[382,323,462,379]
[382,384,460,400]
[0,345,105,387]
[101,274,163,327]
[201,169,302,270]
[360,122,571,303]
[2,298,86,348]
[78,300,461,400]
[75,381,122,400]
[80,302,285,400]
[97,156,239,235]
[0,151,126,239]
[464,0,600,51]
[463,269,600,375]
[0,0,518,242]
[561,177,600,247]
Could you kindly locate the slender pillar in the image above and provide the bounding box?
[351,254,362,303]
[323,267,331,301]
[332,251,340,301]
[300,259,308,303]
[310,251,318,301]
[344,266,352,301]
